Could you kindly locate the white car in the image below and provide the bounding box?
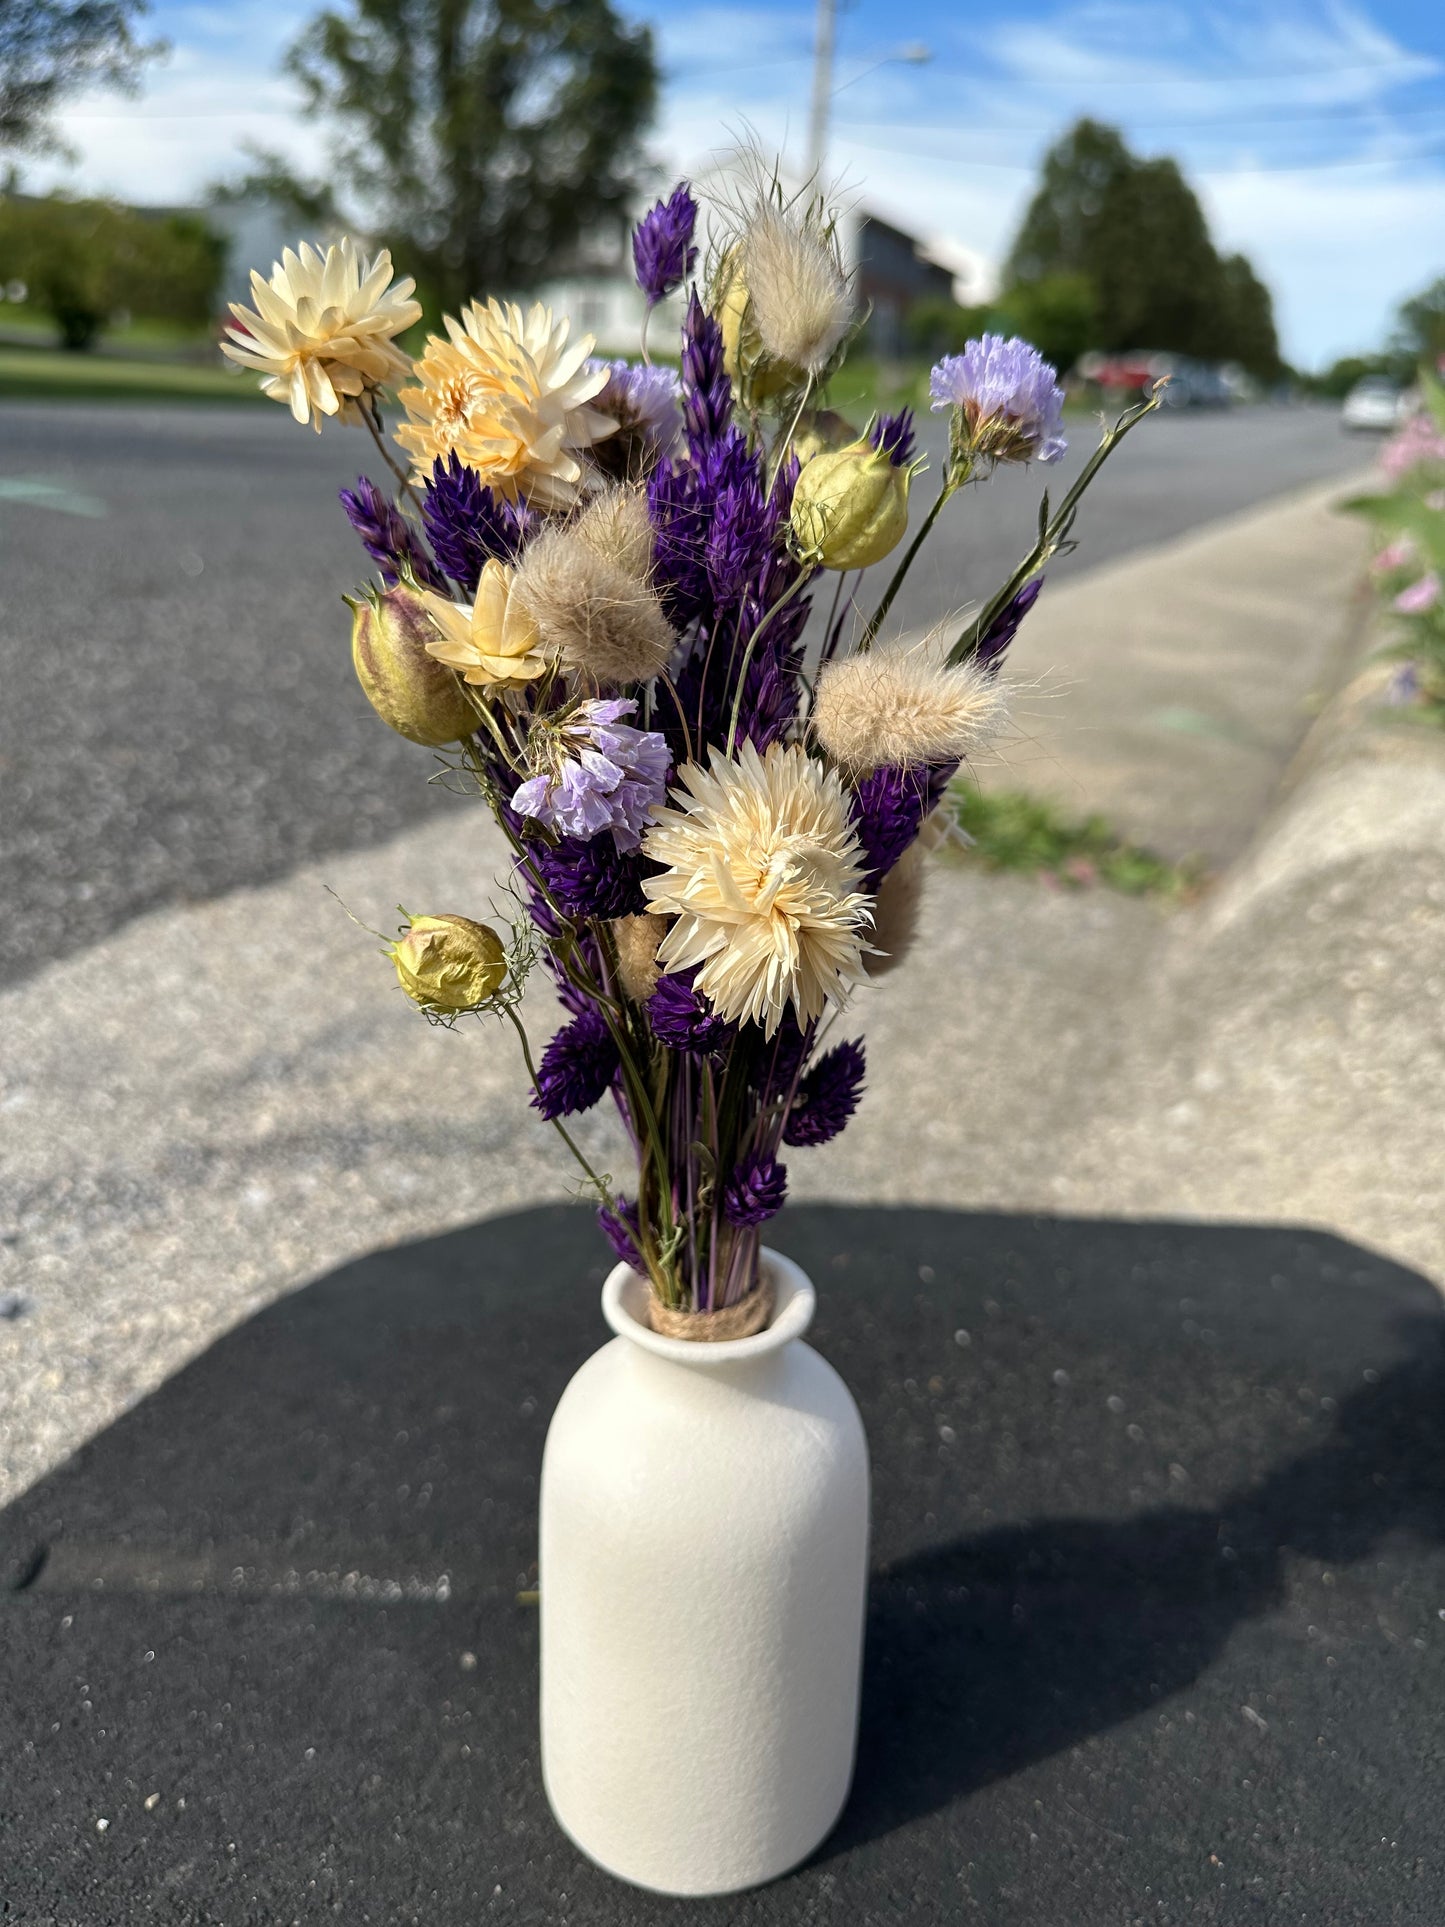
[1342,378,1407,432]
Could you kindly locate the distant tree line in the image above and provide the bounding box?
[1308,277,1445,397]
[909,119,1284,384]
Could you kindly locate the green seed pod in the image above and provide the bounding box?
[391,914,507,1011]
[790,435,913,571]
[349,582,476,746]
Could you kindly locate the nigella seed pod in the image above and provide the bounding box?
[391,914,507,1011]
[790,436,912,571]
[349,583,476,745]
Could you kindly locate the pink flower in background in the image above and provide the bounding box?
[1393,572,1442,615]
[1380,413,1445,481]
[1372,537,1415,572]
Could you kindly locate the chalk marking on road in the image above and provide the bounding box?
[0,476,106,518]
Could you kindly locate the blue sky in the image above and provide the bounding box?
[26,0,1445,367]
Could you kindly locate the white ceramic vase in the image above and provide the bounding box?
[539,1246,870,1896]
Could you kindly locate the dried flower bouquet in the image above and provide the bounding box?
[227,168,1158,1326]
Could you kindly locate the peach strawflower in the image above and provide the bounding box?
[396,299,614,507]
[221,238,421,429]
[641,741,872,1037]
[420,561,550,690]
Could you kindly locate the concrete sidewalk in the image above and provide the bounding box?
[4,471,1442,1512]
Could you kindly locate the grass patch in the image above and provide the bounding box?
[949,785,1205,900]
[0,342,265,404]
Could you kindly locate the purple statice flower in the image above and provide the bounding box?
[512,699,671,852]
[930,334,1067,465]
[598,1195,643,1270]
[976,576,1044,673]
[588,359,683,479]
[783,1040,866,1148]
[633,182,698,305]
[648,969,734,1053]
[532,1009,619,1120]
[421,454,531,595]
[1394,571,1442,615]
[851,762,954,883]
[339,475,447,591]
[527,834,647,920]
[870,409,916,466]
[723,1150,788,1227]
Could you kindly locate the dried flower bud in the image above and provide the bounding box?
[791,409,859,467]
[349,583,476,746]
[609,913,668,1003]
[391,914,507,1010]
[790,436,912,571]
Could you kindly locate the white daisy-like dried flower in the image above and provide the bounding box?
[641,741,872,1037]
[813,643,1006,777]
[609,913,668,1004]
[572,486,655,581]
[512,526,673,687]
[396,299,614,507]
[741,204,852,376]
[419,560,549,690]
[221,238,421,429]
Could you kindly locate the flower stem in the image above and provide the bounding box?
[361,397,426,517]
[725,570,812,758]
[856,470,965,654]
[503,1005,613,1201]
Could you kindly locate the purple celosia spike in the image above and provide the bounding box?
[421,455,532,595]
[532,1009,620,1120]
[783,1040,866,1147]
[680,291,734,456]
[648,969,734,1052]
[976,576,1043,674]
[633,183,699,305]
[598,1195,643,1271]
[930,334,1067,465]
[339,476,447,591]
[850,762,955,883]
[527,834,649,920]
[722,1150,788,1227]
[869,410,916,466]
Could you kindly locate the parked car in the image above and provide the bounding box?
[1341,377,1408,432]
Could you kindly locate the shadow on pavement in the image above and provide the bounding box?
[2,1203,1443,1923]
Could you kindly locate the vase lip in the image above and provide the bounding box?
[602,1246,815,1366]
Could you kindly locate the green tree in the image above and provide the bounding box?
[1004,118,1280,374]
[1,2,162,157]
[1393,275,1445,369]
[285,0,657,313]
[0,193,222,347]
[997,271,1098,375]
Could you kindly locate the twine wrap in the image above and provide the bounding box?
[648,1280,774,1342]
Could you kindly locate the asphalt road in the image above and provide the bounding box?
[1,400,1369,987]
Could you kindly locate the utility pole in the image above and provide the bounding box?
[806,0,837,182]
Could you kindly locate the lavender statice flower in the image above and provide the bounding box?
[589,359,683,480]
[512,698,671,852]
[930,334,1066,465]
[421,454,531,595]
[648,968,734,1052]
[532,1009,619,1120]
[976,576,1044,673]
[722,1149,788,1227]
[870,408,916,466]
[633,182,698,305]
[598,1195,643,1270]
[339,475,447,590]
[783,1040,866,1147]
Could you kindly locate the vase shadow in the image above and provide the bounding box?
[828,1312,1445,1856]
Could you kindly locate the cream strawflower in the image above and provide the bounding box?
[641,741,872,1038]
[221,238,421,429]
[396,299,614,507]
[420,561,550,690]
